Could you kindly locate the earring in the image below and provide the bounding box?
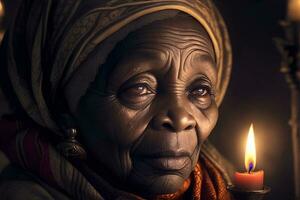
[57,128,87,160]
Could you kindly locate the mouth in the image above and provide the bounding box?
[135,151,191,171]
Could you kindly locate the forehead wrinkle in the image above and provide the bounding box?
[137,25,210,37]
[129,35,214,60]
[191,52,217,85]
[125,41,215,84]
[132,27,212,45]
[179,47,216,84]
[130,26,212,42]
[130,39,215,71]
[126,42,179,67]
[129,33,210,42]
[126,46,173,72]
[178,43,214,60]
[109,47,169,84]
[180,48,198,81]
[116,34,215,89]
[130,39,213,56]
[147,37,211,49]
[183,45,215,63]
[126,46,168,61]
[133,44,181,89]
[138,29,211,39]
[133,34,212,48]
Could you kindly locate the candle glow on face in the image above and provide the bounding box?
[245,124,256,173]
[0,1,3,18]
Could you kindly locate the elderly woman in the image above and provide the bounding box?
[0,0,233,199]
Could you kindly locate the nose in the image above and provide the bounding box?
[151,104,196,132]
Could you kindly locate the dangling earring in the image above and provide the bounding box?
[57,128,87,160]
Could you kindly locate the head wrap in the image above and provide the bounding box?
[0,0,232,135]
[0,1,234,199]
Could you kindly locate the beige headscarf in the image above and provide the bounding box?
[0,0,232,135]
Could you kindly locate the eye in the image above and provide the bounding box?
[190,87,210,97]
[118,83,155,109]
[122,83,153,96]
[188,84,214,109]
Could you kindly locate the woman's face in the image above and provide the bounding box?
[76,17,218,195]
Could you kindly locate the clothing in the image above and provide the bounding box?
[0,0,233,199]
[0,118,234,199]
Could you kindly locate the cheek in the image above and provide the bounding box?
[78,93,152,147]
[107,104,152,146]
[192,100,218,141]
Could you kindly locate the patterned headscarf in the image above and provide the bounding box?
[0,0,232,136]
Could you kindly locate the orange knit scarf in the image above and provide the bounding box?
[152,156,232,200]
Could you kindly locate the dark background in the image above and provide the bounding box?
[212,1,294,200]
[0,0,295,199]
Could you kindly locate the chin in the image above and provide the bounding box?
[129,171,188,195]
[147,174,186,194]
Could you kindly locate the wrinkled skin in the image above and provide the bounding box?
[75,15,218,196]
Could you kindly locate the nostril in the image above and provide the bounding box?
[162,123,174,131]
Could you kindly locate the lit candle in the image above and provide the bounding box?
[288,0,300,21]
[234,124,264,190]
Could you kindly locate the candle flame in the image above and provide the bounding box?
[245,124,256,173]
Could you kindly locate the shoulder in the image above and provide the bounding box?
[0,179,55,200]
[0,159,69,200]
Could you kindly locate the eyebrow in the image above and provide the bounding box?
[181,50,217,84]
[108,48,167,84]
[108,46,217,89]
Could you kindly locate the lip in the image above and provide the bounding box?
[137,150,190,159]
[142,156,190,171]
[134,150,191,171]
